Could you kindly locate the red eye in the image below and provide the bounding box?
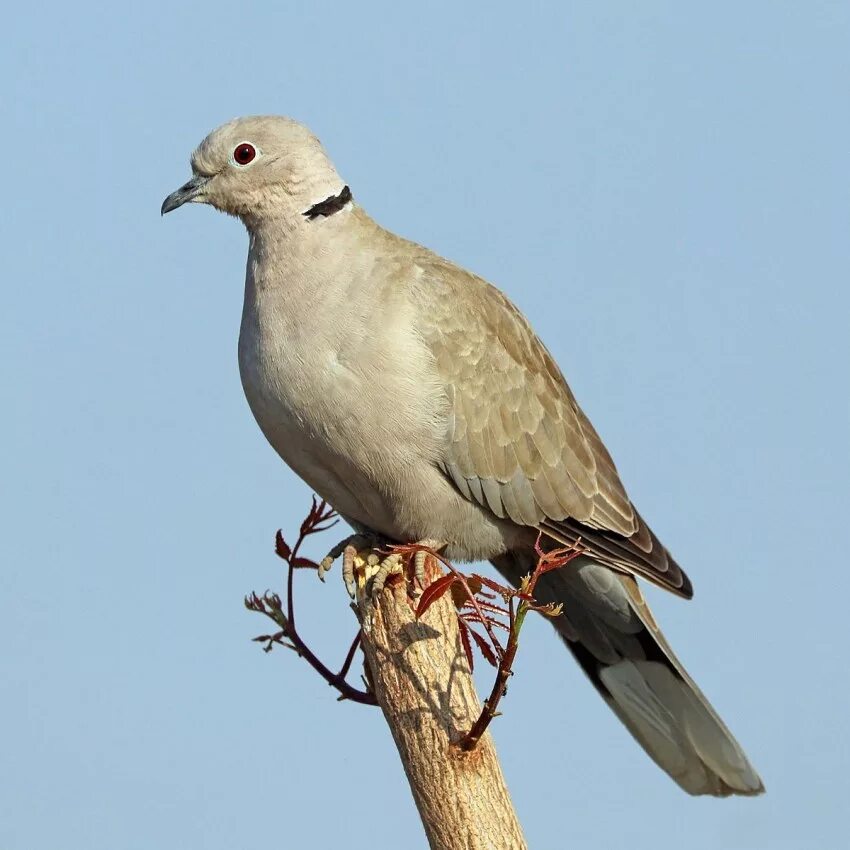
[233,143,256,165]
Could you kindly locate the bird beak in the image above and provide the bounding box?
[161,174,211,215]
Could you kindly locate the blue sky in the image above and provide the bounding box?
[3,2,848,848]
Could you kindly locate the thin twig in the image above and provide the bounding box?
[338,631,362,681]
[458,540,583,750]
[246,499,377,706]
[403,544,506,660]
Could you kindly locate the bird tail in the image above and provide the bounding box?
[490,550,764,796]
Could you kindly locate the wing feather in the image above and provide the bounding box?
[414,257,691,597]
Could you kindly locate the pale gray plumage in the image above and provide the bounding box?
[162,115,763,796]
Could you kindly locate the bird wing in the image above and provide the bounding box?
[415,257,692,597]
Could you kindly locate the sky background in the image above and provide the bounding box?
[3,2,849,848]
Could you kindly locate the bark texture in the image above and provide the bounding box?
[356,559,527,850]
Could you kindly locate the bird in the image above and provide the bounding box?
[162,115,763,797]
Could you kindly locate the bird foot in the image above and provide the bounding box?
[318,532,390,597]
[357,540,447,632]
[369,552,405,600]
[320,535,447,627]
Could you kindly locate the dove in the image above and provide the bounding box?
[162,116,763,796]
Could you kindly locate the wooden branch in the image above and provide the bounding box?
[354,556,527,850]
[247,506,546,848]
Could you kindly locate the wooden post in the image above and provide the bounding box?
[355,556,527,850]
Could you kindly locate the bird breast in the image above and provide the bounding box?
[236,246,448,536]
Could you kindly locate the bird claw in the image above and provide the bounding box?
[407,539,446,593]
[367,541,444,601]
[370,553,404,601]
[342,545,361,598]
[319,534,445,603]
[320,532,399,600]
[318,533,373,590]
[414,549,428,588]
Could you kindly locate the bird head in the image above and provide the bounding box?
[161,116,347,227]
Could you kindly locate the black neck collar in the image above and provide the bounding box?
[302,185,352,221]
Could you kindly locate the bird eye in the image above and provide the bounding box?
[232,143,257,166]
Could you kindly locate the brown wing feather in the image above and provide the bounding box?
[540,515,692,599]
[416,256,692,598]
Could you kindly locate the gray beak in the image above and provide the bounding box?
[161,174,211,215]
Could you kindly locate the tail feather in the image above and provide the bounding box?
[491,551,764,797]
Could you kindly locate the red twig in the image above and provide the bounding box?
[248,501,584,734]
[458,538,583,750]
[406,537,582,751]
[406,535,583,748]
[338,631,362,681]
[245,498,377,707]
[406,546,506,661]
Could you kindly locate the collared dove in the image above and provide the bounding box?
[162,116,763,797]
